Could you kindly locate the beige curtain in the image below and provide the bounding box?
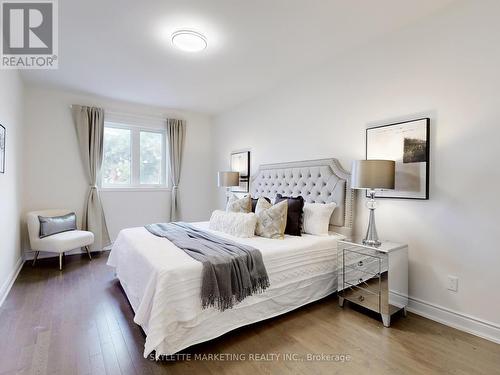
[166,119,186,221]
[72,105,110,251]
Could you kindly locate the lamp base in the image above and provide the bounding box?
[362,238,382,247]
[363,190,381,247]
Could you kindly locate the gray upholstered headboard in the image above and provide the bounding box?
[250,158,355,237]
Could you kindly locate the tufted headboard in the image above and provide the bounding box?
[250,158,355,237]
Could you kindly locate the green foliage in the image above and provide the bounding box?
[102,127,131,184]
[140,131,162,184]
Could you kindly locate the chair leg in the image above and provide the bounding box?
[85,246,92,260]
[59,253,63,271]
[32,251,40,266]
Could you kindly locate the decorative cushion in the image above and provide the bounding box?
[254,198,288,239]
[275,194,304,236]
[209,210,257,238]
[38,212,77,238]
[302,202,337,236]
[226,194,251,213]
[251,196,270,212]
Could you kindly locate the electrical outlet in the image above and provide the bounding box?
[447,275,458,292]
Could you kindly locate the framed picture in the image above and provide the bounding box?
[366,118,430,199]
[0,125,5,174]
[230,150,250,193]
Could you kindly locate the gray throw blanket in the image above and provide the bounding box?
[145,222,270,311]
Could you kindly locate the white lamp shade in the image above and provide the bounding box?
[218,171,240,187]
[351,160,395,190]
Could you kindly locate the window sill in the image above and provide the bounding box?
[100,187,171,193]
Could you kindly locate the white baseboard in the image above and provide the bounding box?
[0,257,24,307]
[407,296,500,344]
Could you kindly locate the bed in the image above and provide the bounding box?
[107,158,356,358]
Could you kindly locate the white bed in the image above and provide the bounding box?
[108,223,344,357]
[107,158,356,358]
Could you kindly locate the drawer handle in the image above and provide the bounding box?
[358,295,365,302]
[358,261,364,267]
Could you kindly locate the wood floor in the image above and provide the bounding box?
[1,253,499,375]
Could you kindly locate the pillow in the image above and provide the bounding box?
[226,194,251,213]
[209,210,257,238]
[38,212,77,238]
[275,194,304,236]
[254,198,288,239]
[302,202,337,236]
[251,196,270,212]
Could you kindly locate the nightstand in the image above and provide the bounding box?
[338,239,408,327]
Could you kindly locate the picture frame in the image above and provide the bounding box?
[230,150,250,193]
[366,118,430,199]
[0,124,5,174]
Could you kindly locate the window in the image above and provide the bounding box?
[102,121,167,189]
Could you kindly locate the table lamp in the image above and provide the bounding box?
[351,160,395,246]
[217,171,240,201]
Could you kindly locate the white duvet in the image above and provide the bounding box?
[107,222,343,357]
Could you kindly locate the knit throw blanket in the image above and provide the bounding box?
[145,222,270,311]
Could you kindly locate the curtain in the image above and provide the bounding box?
[72,105,110,251]
[166,119,186,221]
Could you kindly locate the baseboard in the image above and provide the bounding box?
[0,257,24,307]
[407,296,500,344]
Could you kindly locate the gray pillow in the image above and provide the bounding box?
[38,213,77,238]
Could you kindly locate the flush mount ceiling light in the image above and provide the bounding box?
[171,30,207,52]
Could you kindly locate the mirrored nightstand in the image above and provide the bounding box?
[338,239,408,327]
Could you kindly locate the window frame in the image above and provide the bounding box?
[101,121,169,191]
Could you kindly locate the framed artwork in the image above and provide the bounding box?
[0,125,5,174]
[230,150,250,193]
[366,118,430,199]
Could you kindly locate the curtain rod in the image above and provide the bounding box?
[69,105,182,121]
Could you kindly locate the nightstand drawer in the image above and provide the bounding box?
[343,268,381,294]
[344,256,380,275]
[342,284,380,312]
[342,248,388,274]
[343,246,380,262]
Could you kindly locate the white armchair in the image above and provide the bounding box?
[26,209,94,270]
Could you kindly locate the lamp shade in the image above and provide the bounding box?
[351,160,395,190]
[217,171,240,187]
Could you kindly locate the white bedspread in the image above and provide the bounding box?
[107,222,343,357]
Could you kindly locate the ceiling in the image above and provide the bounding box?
[21,0,455,114]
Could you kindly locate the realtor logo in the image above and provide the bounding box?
[1,0,58,69]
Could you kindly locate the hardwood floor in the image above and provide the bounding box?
[1,252,499,375]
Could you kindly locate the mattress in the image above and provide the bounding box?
[107,222,344,358]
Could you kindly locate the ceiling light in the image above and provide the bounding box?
[171,30,207,52]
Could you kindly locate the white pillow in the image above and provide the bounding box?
[302,202,337,236]
[209,210,257,238]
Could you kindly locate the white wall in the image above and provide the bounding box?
[0,71,24,303]
[23,86,214,251]
[213,0,500,334]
